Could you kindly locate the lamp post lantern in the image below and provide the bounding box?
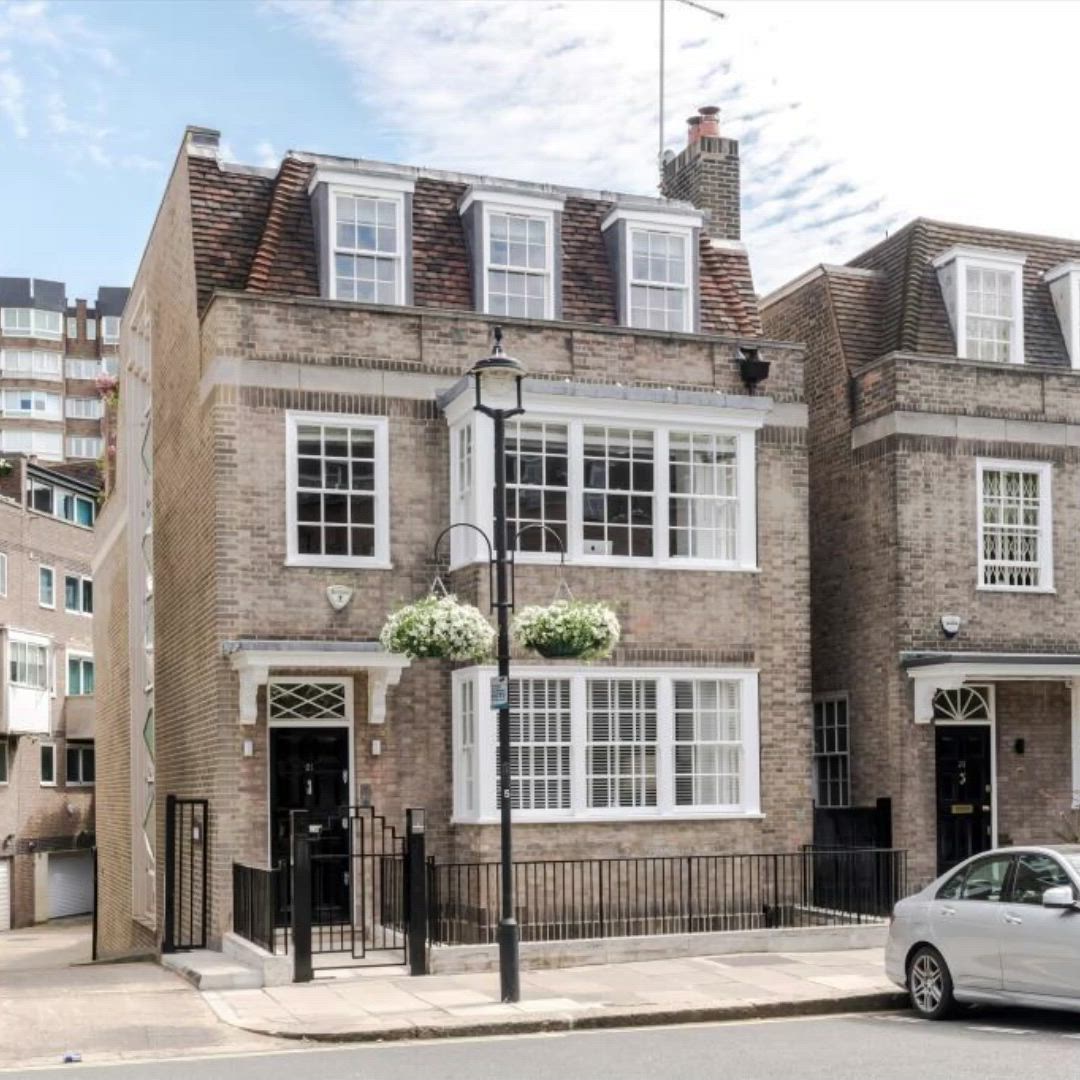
[469,326,525,1003]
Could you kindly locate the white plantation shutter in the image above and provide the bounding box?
[673,679,742,807]
[586,678,657,808]
[500,678,572,810]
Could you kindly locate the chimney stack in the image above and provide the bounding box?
[663,105,741,241]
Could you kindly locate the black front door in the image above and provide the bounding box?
[935,725,993,875]
[270,727,350,921]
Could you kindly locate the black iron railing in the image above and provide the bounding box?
[427,848,907,946]
[232,862,281,955]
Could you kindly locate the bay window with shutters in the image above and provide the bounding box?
[452,667,759,822]
[976,459,1053,592]
[447,398,759,570]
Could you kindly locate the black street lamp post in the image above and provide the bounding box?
[469,326,525,1003]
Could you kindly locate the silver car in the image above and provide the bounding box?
[886,845,1080,1019]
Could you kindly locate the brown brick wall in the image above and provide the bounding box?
[765,269,1080,885]
[0,463,96,927]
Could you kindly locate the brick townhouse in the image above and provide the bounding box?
[94,108,809,958]
[0,457,99,928]
[763,218,1080,884]
[0,277,127,463]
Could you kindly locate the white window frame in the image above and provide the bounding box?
[64,574,93,616]
[327,183,408,306]
[2,388,61,419]
[976,458,1054,593]
[933,246,1026,364]
[38,565,55,609]
[285,411,391,569]
[66,650,94,696]
[451,666,760,824]
[447,396,761,571]
[65,358,101,380]
[39,741,56,787]
[0,740,7,785]
[65,741,95,787]
[66,317,78,340]
[602,208,702,334]
[66,437,103,460]
[1,308,31,336]
[0,552,8,598]
[85,318,97,342]
[0,350,63,380]
[101,316,120,343]
[10,635,50,690]
[65,397,103,420]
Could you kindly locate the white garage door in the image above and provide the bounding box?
[48,851,93,919]
[0,858,10,931]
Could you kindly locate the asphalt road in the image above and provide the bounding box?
[10,1009,1080,1080]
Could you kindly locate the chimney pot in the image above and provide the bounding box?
[697,106,720,139]
[686,115,702,145]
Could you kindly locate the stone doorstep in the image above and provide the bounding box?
[161,950,263,991]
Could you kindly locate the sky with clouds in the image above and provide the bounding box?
[2,0,1079,301]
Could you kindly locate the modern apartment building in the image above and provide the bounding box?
[0,456,98,928]
[94,109,809,959]
[763,218,1080,884]
[0,277,128,463]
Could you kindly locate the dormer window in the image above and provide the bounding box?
[932,246,1026,364]
[459,189,563,320]
[1044,262,1080,369]
[0,308,62,339]
[308,168,415,306]
[333,192,404,304]
[630,228,690,331]
[602,207,702,334]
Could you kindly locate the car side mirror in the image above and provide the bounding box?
[1042,885,1077,909]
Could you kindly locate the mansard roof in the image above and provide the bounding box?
[186,151,763,338]
[847,218,1080,369]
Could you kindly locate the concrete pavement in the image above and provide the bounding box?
[205,947,905,1041]
[0,922,281,1071]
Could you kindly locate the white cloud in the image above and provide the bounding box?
[266,0,1080,292]
[255,139,278,168]
[0,0,143,167]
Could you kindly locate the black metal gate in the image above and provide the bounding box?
[285,805,406,966]
[163,795,209,953]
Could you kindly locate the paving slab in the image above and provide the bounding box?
[203,945,906,1041]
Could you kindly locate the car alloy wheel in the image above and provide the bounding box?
[908,946,954,1020]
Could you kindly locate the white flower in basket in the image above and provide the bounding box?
[380,594,495,662]
[513,600,620,661]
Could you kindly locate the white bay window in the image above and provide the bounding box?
[450,400,759,570]
[1,309,62,339]
[1,350,62,380]
[453,667,760,823]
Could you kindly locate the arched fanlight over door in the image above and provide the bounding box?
[932,686,991,723]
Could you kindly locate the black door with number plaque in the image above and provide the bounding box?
[935,725,992,875]
[270,728,349,921]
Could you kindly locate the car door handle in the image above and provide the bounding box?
[940,906,957,916]
[1003,912,1023,925]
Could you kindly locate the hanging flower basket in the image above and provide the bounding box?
[379,594,495,662]
[513,600,620,661]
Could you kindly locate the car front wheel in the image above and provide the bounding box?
[907,945,954,1020]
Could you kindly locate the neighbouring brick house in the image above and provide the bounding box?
[95,108,809,959]
[0,457,99,929]
[0,277,127,463]
[763,218,1080,885]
